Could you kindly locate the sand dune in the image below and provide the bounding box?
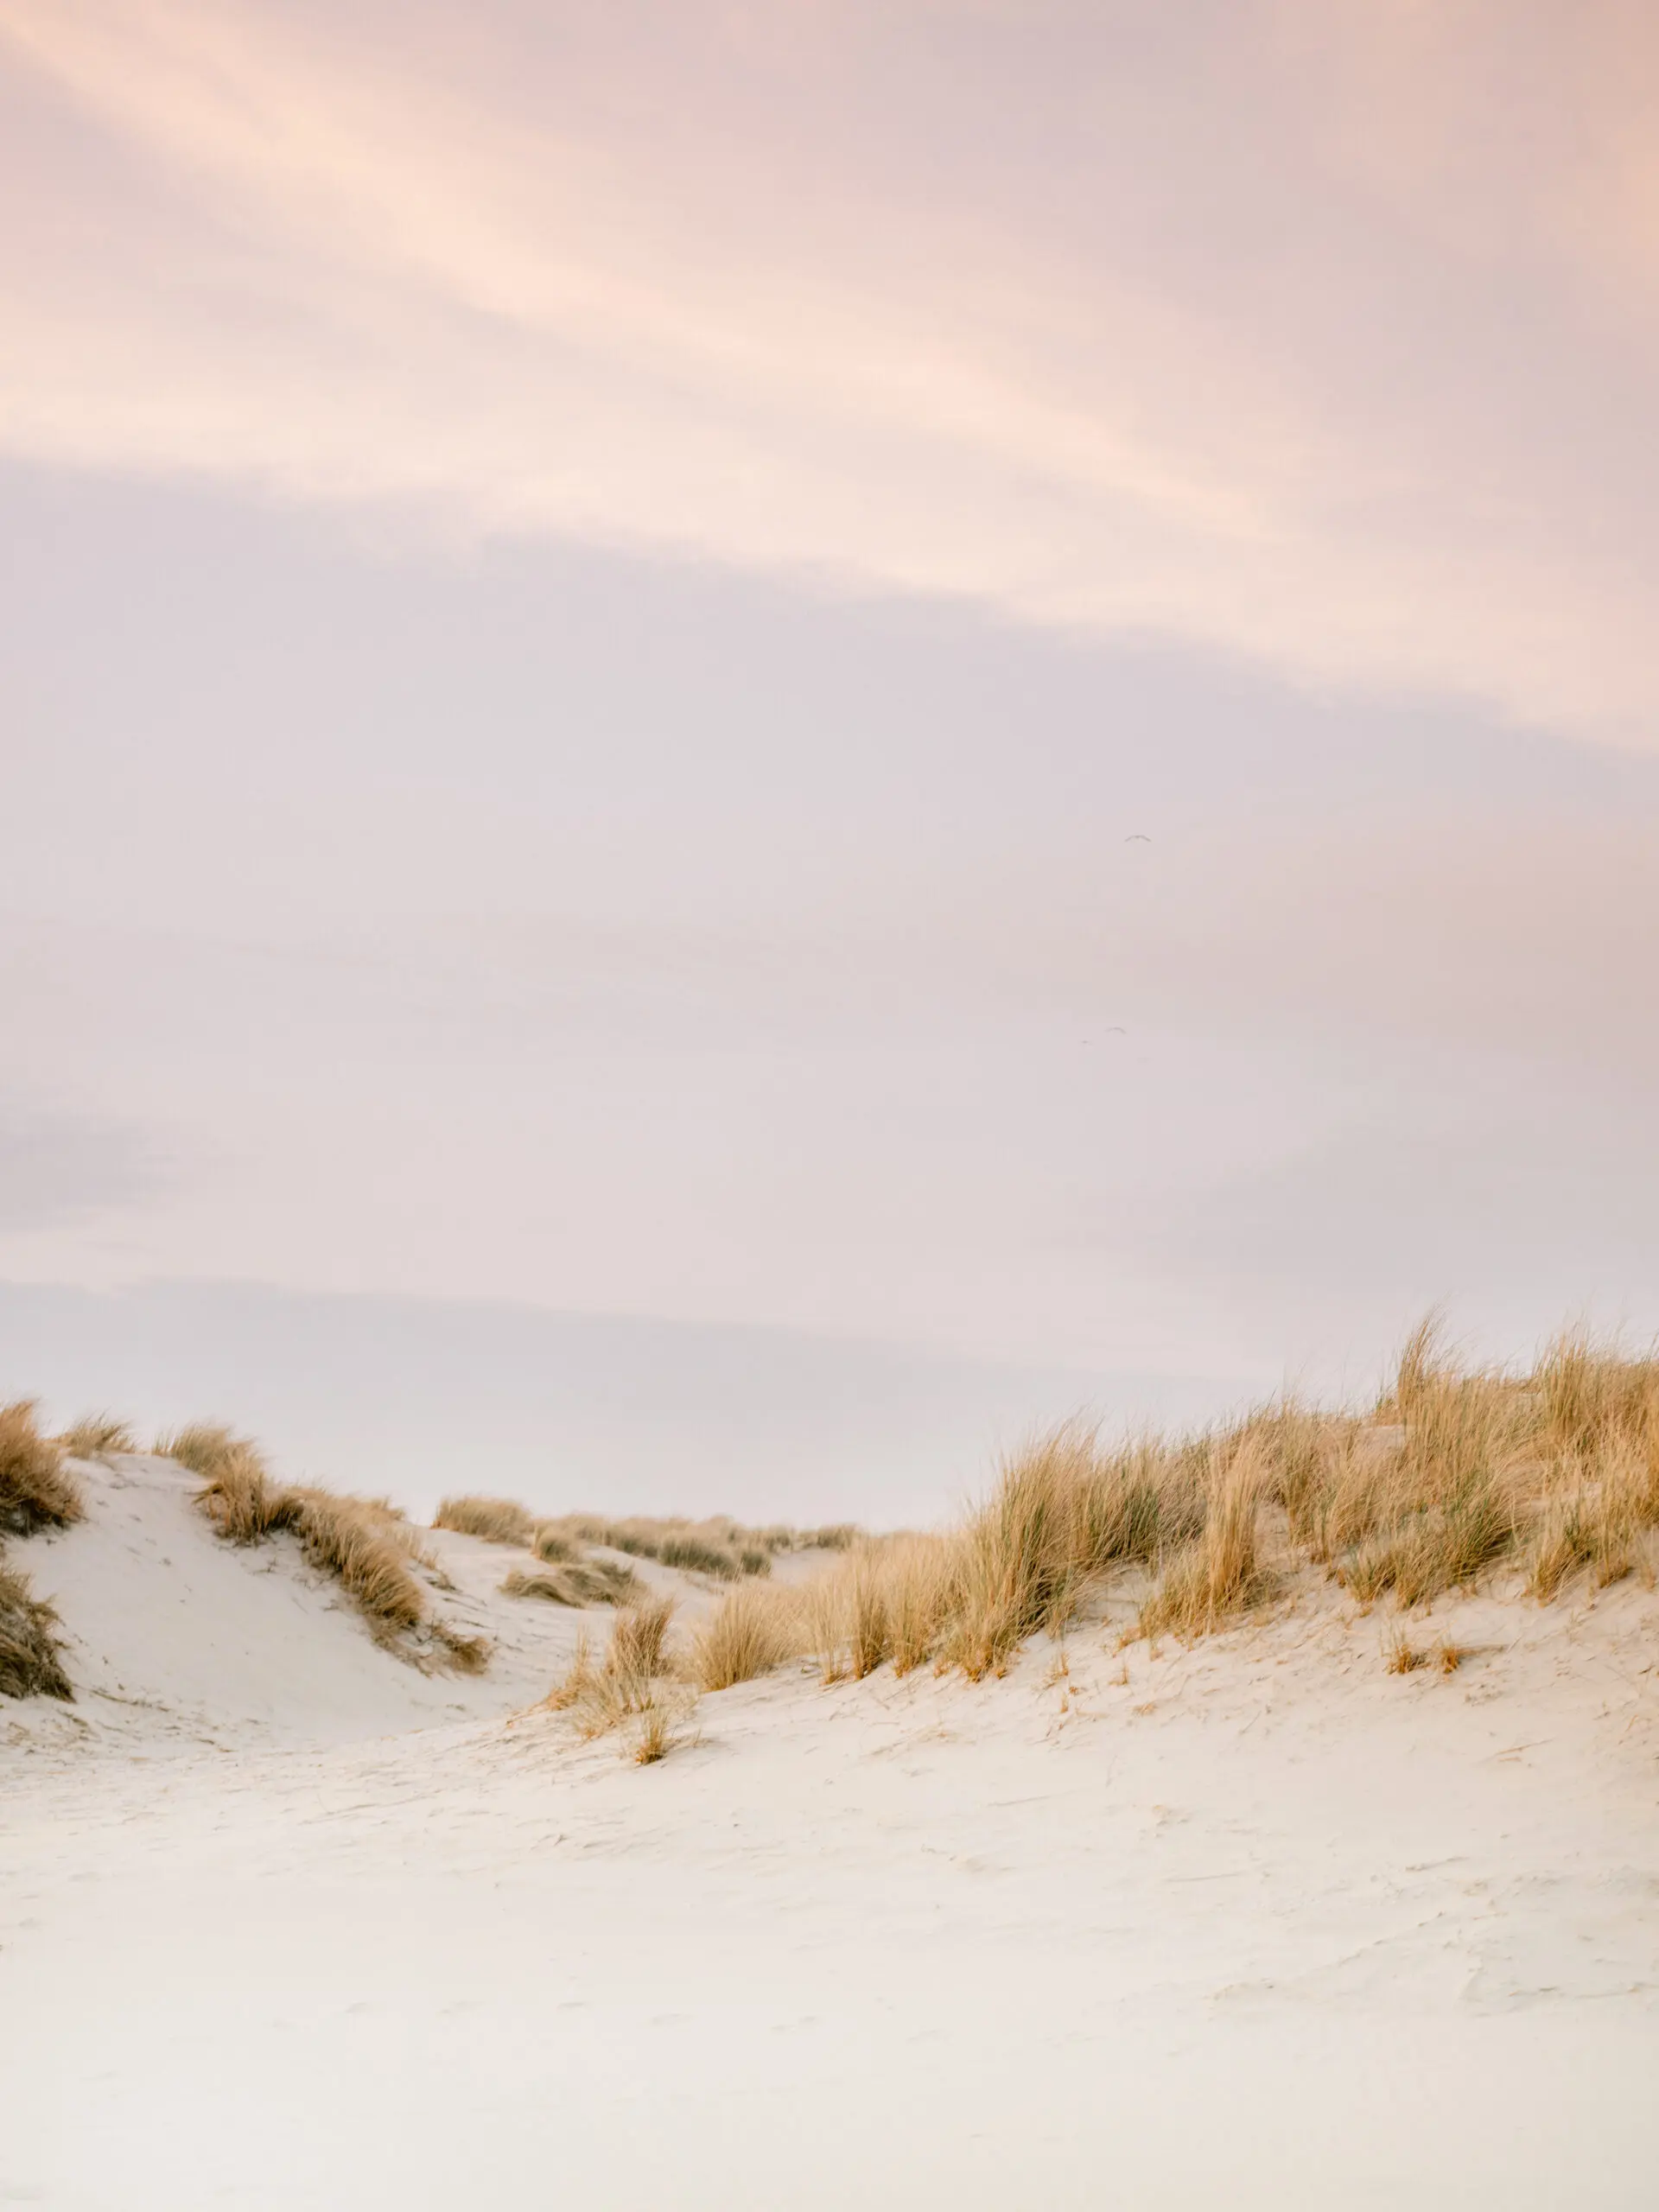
[1,1450,721,1753]
[3,1440,1657,2208]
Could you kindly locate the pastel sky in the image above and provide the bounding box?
[4,2,1659,1519]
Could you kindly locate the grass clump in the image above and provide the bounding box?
[632,1704,683,1764]
[655,1532,753,1579]
[57,1413,137,1459]
[285,1487,426,1637]
[544,1597,689,1757]
[1384,1628,1427,1675]
[1136,1439,1272,1643]
[537,1511,844,1579]
[434,1495,538,1547]
[772,1313,1659,1687]
[500,1558,639,1607]
[1384,1629,1469,1676]
[437,1499,838,1582]
[690,1580,805,1691]
[154,1421,245,1478]
[1527,1483,1634,1601]
[190,1433,291,1543]
[0,1557,73,1700]
[432,1623,493,1674]
[0,1402,85,1536]
[800,1523,860,1552]
[160,1421,480,1666]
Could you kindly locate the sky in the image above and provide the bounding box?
[4,2,1659,1521]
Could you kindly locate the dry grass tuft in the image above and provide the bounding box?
[438,1498,844,1582]
[543,1629,597,1711]
[1384,1628,1427,1674]
[193,1437,290,1543]
[765,1313,1659,1686]
[881,1535,959,1675]
[536,1511,846,1580]
[1385,1628,1470,1676]
[1137,1439,1272,1643]
[690,1580,805,1691]
[433,1494,538,1547]
[161,1419,477,1662]
[154,1421,245,1477]
[610,1593,675,1680]
[630,1703,687,1764]
[0,1556,73,1700]
[799,1534,962,1682]
[1527,1478,1636,1600]
[500,1558,639,1607]
[544,1597,683,1749]
[431,1623,493,1674]
[658,1531,750,1577]
[57,1413,137,1459]
[0,1402,85,1536]
[801,1522,860,1552]
[285,1487,427,1638]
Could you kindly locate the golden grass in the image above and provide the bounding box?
[1385,1628,1469,1676]
[1384,1628,1427,1674]
[543,1628,597,1711]
[611,1593,674,1679]
[154,1421,244,1476]
[432,1623,493,1674]
[727,1316,1659,1694]
[286,1487,426,1637]
[631,1704,681,1764]
[535,1510,849,1580]
[500,1558,639,1607]
[1526,1484,1634,1600]
[193,1435,290,1542]
[543,1596,685,1753]
[689,1579,805,1690]
[1136,1438,1271,1643]
[0,1556,73,1700]
[435,1497,851,1585]
[433,1495,538,1547]
[57,1413,137,1459]
[0,1402,85,1536]
[160,1421,480,1665]
[34,1310,1659,1713]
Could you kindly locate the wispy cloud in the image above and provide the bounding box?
[4,1,1659,735]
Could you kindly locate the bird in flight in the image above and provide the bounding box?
[1125,832,1151,843]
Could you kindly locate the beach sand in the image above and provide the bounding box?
[3,1452,1656,2209]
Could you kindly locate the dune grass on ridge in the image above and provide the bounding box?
[0,1404,81,1700]
[666,1318,1659,1709]
[56,1413,137,1459]
[435,1492,850,1585]
[544,1595,690,1758]
[434,1495,539,1547]
[162,1423,487,1669]
[0,1557,73,1700]
[500,1558,639,1607]
[0,1402,86,1537]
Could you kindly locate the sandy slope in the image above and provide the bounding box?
[0,1452,706,1752]
[3,1460,1658,2209]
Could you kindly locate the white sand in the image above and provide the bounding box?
[3,1456,1658,2208]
